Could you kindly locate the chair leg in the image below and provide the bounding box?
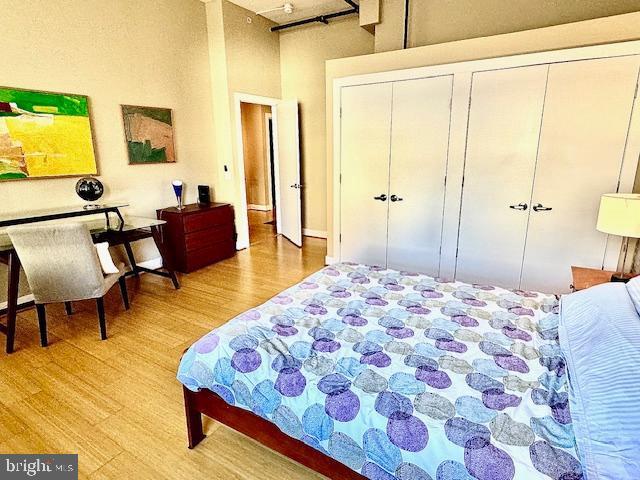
[35,304,48,347]
[64,301,73,315]
[96,297,107,340]
[118,276,130,310]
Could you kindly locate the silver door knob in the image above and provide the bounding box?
[509,203,528,210]
[390,195,403,202]
[532,203,552,212]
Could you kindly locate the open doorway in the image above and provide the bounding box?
[234,93,303,249]
[240,102,276,245]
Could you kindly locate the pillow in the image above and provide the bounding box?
[559,283,640,480]
[94,242,119,275]
[625,275,640,314]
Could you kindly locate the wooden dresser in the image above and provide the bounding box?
[157,203,236,273]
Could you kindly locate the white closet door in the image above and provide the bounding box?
[456,65,548,288]
[387,76,453,275]
[521,56,640,293]
[340,83,393,267]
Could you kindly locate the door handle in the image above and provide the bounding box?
[532,203,552,212]
[373,194,387,201]
[390,195,403,202]
[509,203,528,211]
[290,183,301,189]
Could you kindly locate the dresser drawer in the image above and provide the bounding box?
[185,225,234,252]
[185,240,236,272]
[184,207,233,233]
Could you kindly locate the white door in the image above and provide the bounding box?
[456,65,548,288]
[521,56,640,293]
[340,83,393,267]
[386,76,453,275]
[276,100,302,247]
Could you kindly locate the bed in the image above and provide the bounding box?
[178,263,640,480]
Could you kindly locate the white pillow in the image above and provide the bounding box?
[559,283,640,479]
[625,275,640,314]
[95,242,119,274]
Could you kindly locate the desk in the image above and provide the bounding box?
[0,208,179,353]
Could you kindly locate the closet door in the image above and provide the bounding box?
[386,76,453,275]
[521,56,640,293]
[340,83,393,267]
[456,65,548,288]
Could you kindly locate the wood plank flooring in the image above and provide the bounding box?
[0,225,327,480]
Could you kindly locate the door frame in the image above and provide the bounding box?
[332,40,640,275]
[264,111,275,213]
[233,93,282,249]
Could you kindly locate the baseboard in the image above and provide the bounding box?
[303,229,328,239]
[325,256,338,265]
[0,294,34,310]
[137,257,163,270]
[247,204,272,211]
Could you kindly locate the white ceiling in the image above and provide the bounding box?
[227,0,356,24]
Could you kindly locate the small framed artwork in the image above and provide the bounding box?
[121,105,176,164]
[0,86,98,181]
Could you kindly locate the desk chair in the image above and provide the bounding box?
[7,223,129,345]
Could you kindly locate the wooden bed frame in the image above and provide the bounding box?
[183,386,367,479]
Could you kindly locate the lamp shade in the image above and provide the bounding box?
[596,193,640,238]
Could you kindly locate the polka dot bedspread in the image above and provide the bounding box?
[178,263,584,480]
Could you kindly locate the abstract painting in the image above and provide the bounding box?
[121,105,176,164]
[0,87,97,181]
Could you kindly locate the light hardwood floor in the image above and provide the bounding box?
[247,209,277,246]
[0,230,327,479]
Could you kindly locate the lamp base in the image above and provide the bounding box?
[611,272,634,283]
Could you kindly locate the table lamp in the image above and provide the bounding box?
[596,193,640,282]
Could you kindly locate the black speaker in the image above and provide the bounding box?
[198,185,211,206]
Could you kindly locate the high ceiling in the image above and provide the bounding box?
[227,0,357,24]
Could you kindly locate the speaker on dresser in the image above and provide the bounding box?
[198,185,211,206]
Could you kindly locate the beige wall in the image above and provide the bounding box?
[409,0,640,47]
[1,0,216,299]
[207,3,372,238]
[2,0,214,220]
[325,12,640,257]
[279,17,374,234]
[241,103,272,208]
[375,0,406,52]
[206,0,280,246]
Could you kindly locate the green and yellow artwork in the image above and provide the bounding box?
[0,87,98,181]
[122,105,176,164]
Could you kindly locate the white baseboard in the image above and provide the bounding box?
[247,204,272,211]
[137,257,163,270]
[303,229,328,239]
[0,294,34,310]
[325,256,338,265]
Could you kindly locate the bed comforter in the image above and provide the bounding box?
[178,263,583,480]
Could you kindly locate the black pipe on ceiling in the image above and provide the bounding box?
[271,0,359,32]
[342,0,360,12]
[403,0,410,48]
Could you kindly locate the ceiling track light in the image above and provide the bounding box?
[256,3,294,16]
[270,1,359,32]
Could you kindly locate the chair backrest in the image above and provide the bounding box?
[7,223,105,303]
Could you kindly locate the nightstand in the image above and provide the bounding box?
[570,266,621,291]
